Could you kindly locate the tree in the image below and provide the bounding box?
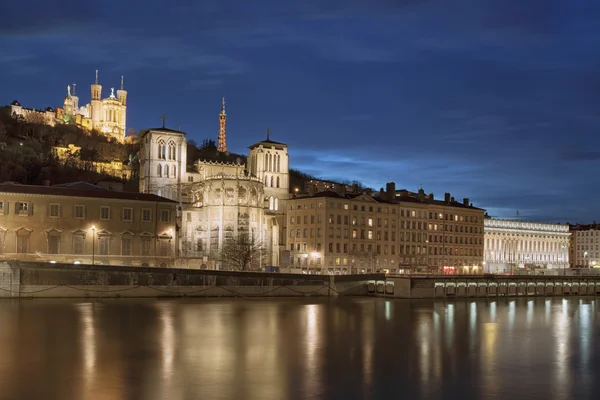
[216,232,267,271]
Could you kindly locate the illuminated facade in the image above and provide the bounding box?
[484,218,570,273]
[138,110,289,269]
[285,186,485,275]
[569,223,600,268]
[51,144,134,180]
[10,70,127,143]
[0,182,177,267]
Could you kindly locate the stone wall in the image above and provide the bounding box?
[0,261,383,299]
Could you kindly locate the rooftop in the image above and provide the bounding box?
[0,183,177,203]
[292,190,485,210]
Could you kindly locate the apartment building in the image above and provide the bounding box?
[285,184,485,275]
[0,182,177,267]
[569,223,600,268]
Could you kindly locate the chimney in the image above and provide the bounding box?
[307,184,316,197]
[463,197,469,206]
[365,188,372,196]
[386,182,396,201]
[450,196,455,202]
[418,188,425,201]
[429,192,434,200]
[444,192,451,203]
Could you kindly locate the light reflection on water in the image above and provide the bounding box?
[0,297,599,400]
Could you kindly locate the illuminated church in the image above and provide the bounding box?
[138,99,289,269]
[57,70,128,142]
[11,70,128,143]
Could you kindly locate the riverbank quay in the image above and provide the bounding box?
[370,274,600,299]
[0,261,384,299]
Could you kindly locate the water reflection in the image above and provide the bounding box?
[0,298,598,400]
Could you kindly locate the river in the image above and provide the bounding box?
[0,297,598,400]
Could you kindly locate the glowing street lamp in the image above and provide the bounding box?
[91,225,96,265]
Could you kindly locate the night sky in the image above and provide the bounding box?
[2,0,600,223]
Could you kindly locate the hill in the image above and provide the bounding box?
[0,105,348,193]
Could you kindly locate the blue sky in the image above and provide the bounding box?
[2,0,600,223]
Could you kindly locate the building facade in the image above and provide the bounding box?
[569,223,600,268]
[0,183,177,267]
[484,218,570,273]
[10,70,127,143]
[138,118,289,269]
[285,186,485,275]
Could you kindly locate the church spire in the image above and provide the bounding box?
[120,75,124,90]
[218,97,227,153]
[95,69,99,84]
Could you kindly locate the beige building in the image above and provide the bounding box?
[484,217,570,273]
[0,182,177,267]
[569,223,600,268]
[138,111,289,269]
[285,185,485,275]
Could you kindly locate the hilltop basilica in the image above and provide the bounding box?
[10,70,127,142]
[138,99,289,268]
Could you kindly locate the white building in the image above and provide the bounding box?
[484,217,570,273]
[138,121,289,269]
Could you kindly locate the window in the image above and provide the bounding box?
[100,206,110,220]
[17,202,28,214]
[368,218,373,227]
[98,236,110,255]
[168,141,176,161]
[122,207,133,222]
[0,202,4,214]
[165,164,170,177]
[122,236,132,256]
[0,229,5,254]
[142,209,152,222]
[47,233,60,254]
[157,164,163,177]
[49,204,60,218]
[368,230,373,240]
[74,205,85,219]
[158,140,166,160]
[159,240,169,256]
[16,233,29,254]
[141,237,152,256]
[72,235,85,255]
[160,210,170,222]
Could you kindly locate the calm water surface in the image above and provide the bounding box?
[0,297,599,400]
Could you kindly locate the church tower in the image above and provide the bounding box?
[116,75,127,136]
[63,85,75,117]
[90,70,102,126]
[71,83,79,110]
[217,97,227,152]
[247,130,290,212]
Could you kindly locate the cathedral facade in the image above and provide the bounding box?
[138,105,289,269]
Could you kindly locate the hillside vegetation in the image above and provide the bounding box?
[0,106,331,192]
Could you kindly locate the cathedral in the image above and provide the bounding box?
[138,99,289,269]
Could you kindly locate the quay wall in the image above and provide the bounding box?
[371,275,600,299]
[0,261,384,299]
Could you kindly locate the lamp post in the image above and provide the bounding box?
[91,225,96,265]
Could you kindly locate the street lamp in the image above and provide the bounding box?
[91,225,96,265]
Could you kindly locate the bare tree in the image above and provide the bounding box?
[216,232,267,271]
